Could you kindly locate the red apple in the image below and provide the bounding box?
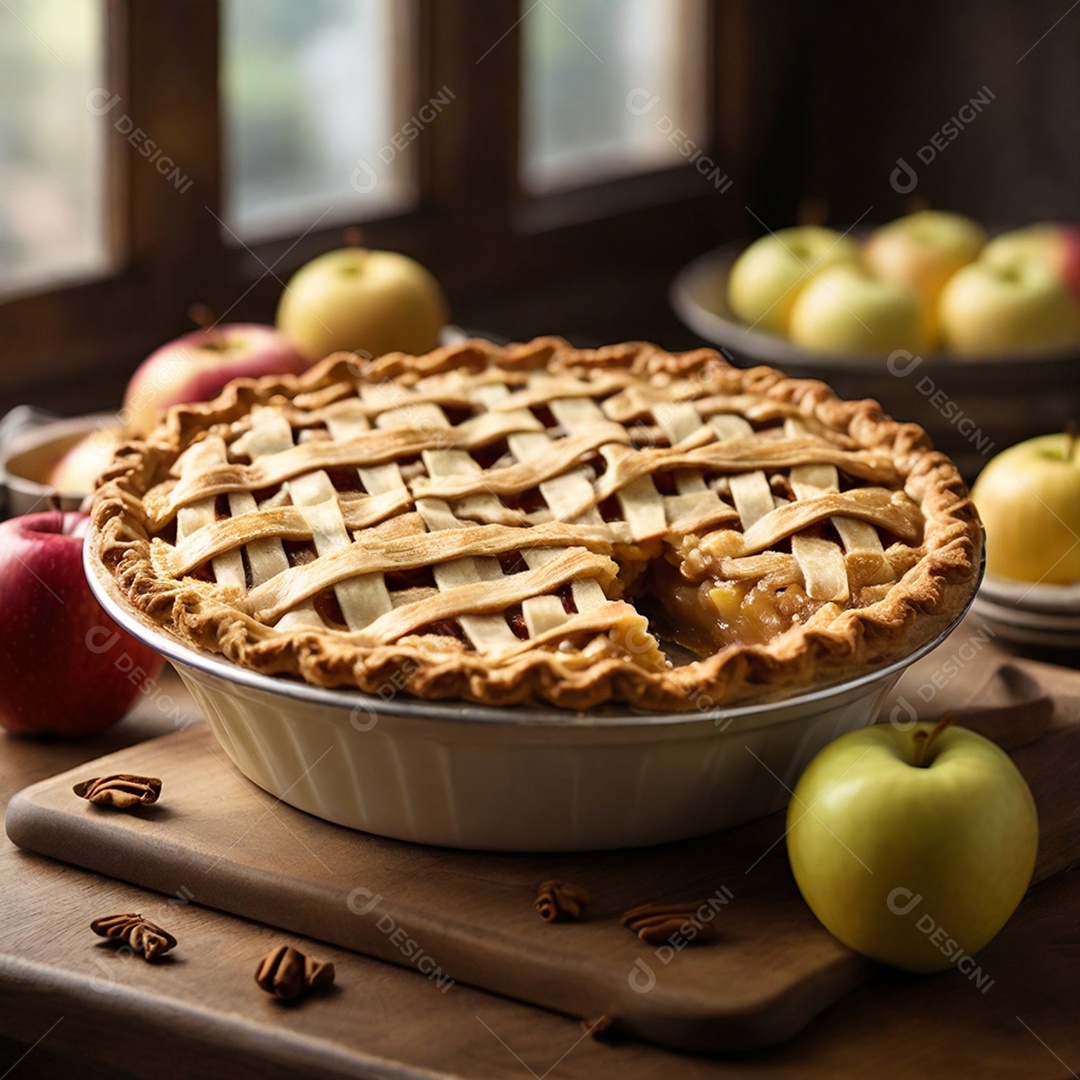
[0,511,165,736]
[123,314,313,437]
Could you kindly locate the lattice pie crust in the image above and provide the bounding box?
[91,338,982,711]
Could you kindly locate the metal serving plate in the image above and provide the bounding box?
[670,244,1080,480]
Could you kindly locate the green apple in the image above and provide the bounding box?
[277,241,449,361]
[938,256,1080,356]
[863,210,986,345]
[787,263,931,356]
[787,718,1038,973]
[727,226,860,336]
[971,432,1080,583]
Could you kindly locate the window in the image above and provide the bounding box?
[0,1,743,411]
[222,0,417,242]
[0,0,109,297]
[520,0,709,193]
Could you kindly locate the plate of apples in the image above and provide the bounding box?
[670,212,1080,478]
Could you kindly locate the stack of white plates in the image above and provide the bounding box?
[972,574,1080,647]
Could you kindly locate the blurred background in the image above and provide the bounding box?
[1,0,1079,416]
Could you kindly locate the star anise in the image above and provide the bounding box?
[91,913,177,960]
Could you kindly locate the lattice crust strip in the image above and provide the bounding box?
[399,390,654,657]
[166,384,656,659]
[471,383,612,630]
[148,351,930,663]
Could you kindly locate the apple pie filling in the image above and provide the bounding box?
[95,338,978,711]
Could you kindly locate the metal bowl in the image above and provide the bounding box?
[0,408,122,518]
[86,530,975,852]
[670,245,1080,480]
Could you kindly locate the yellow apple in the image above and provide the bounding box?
[787,719,1038,974]
[276,243,449,361]
[787,263,931,356]
[971,432,1080,583]
[863,210,986,344]
[939,256,1080,355]
[726,226,860,336]
[981,222,1080,285]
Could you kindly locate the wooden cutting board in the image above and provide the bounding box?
[6,660,1080,1056]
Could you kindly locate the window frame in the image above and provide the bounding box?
[0,0,752,414]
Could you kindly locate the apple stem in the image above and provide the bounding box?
[344,227,365,249]
[913,711,957,767]
[187,304,224,345]
[796,197,828,227]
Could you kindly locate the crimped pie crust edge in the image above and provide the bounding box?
[90,337,983,712]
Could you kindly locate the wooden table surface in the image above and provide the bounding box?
[1,621,1079,1080]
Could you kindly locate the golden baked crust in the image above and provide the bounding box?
[90,337,982,712]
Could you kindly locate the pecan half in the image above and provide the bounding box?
[255,944,335,1001]
[534,879,590,922]
[620,902,717,945]
[91,913,177,960]
[74,774,162,808]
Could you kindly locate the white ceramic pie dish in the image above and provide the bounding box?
[86,532,975,852]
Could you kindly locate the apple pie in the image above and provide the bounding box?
[91,337,982,712]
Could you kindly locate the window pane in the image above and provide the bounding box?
[0,0,109,297]
[222,0,417,243]
[521,0,708,194]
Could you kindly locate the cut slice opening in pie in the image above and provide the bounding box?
[91,337,982,712]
